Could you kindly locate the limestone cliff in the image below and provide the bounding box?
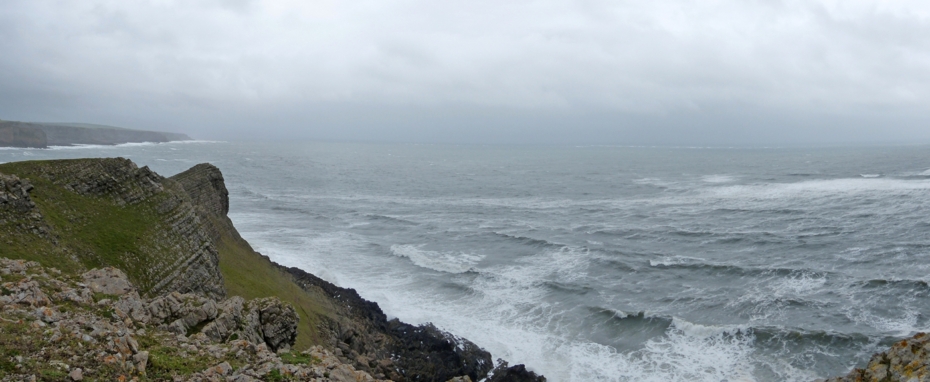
[0,158,545,382]
[0,158,225,300]
[0,121,47,148]
[0,120,191,148]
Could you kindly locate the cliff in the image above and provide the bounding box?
[0,158,544,381]
[0,120,192,148]
[0,121,47,148]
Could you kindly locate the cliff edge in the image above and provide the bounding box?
[0,158,544,382]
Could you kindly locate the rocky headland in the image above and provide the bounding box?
[0,120,191,148]
[0,158,544,381]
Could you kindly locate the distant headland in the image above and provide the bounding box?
[0,119,191,148]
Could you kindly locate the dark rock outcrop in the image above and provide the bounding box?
[0,121,47,148]
[489,361,547,382]
[286,266,495,382]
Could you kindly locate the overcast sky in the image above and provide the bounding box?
[1,0,929,145]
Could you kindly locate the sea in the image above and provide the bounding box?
[4,141,930,381]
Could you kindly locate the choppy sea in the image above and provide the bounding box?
[6,141,930,381]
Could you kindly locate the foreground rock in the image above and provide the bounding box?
[0,258,382,381]
[819,332,930,382]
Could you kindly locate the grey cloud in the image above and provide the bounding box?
[1,0,929,145]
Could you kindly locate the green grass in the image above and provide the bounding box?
[213,224,336,350]
[0,159,342,351]
[146,345,217,379]
[280,351,321,365]
[0,160,190,294]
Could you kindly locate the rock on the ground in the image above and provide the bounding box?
[82,267,136,296]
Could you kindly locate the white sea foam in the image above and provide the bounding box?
[859,174,881,178]
[649,255,706,267]
[707,178,930,201]
[389,244,484,274]
[702,174,736,183]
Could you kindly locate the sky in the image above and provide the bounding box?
[1,0,929,146]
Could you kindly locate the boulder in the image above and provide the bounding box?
[252,297,299,352]
[82,267,136,296]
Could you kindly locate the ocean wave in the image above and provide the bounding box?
[490,232,564,249]
[702,174,736,183]
[365,214,419,226]
[706,178,930,201]
[389,244,484,274]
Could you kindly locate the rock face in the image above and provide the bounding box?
[820,332,930,382]
[0,121,46,148]
[0,158,226,300]
[0,172,38,215]
[0,158,546,382]
[170,163,229,217]
[285,266,497,382]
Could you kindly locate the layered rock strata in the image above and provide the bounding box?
[0,158,546,381]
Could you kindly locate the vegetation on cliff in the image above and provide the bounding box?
[0,158,544,381]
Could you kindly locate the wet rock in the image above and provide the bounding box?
[388,321,494,382]
[488,361,547,382]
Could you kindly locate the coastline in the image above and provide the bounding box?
[0,157,543,381]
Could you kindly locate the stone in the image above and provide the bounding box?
[34,306,61,323]
[68,367,83,381]
[253,297,298,352]
[133,351,149,374]
[82,268,136,296]
[488,362,546,382]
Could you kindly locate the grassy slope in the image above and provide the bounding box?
[210,214,337,350]
[0,160,165,278]
[0,160,338,350]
